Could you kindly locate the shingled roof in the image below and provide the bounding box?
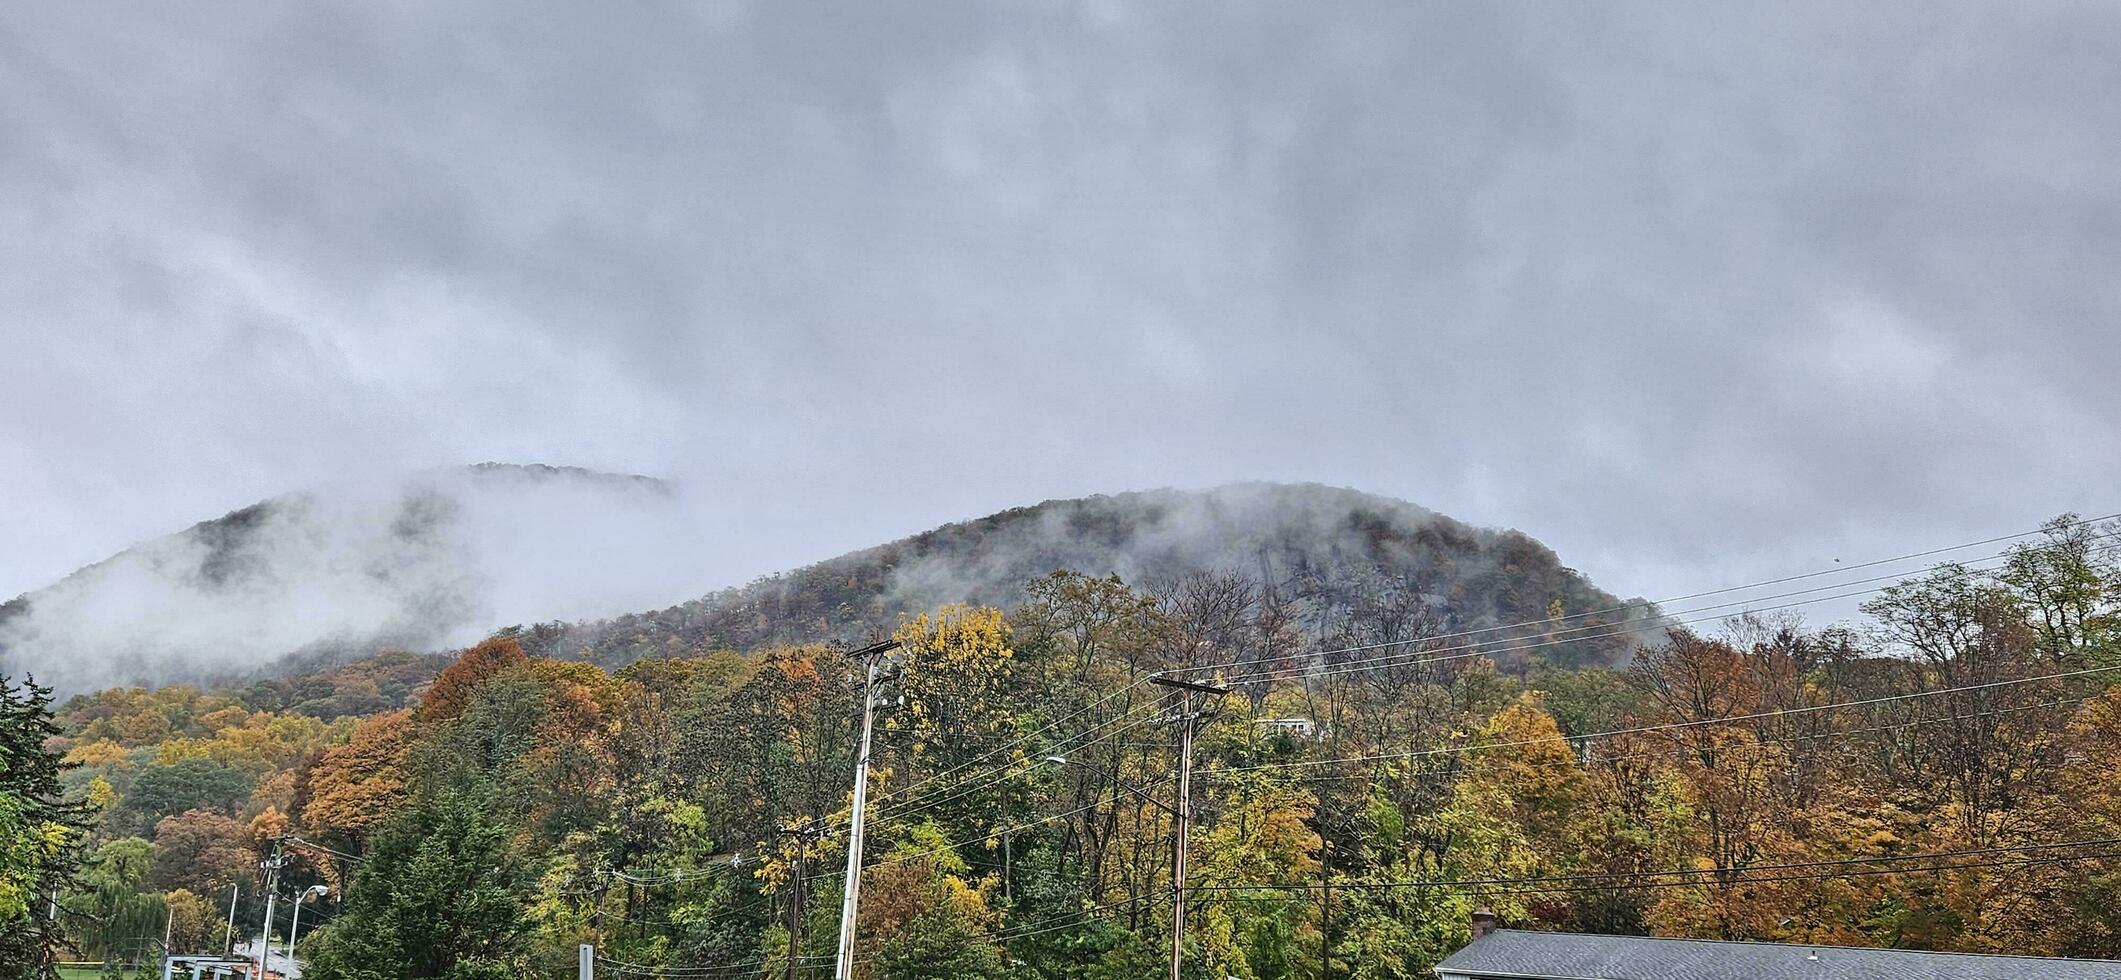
[1434,929,2121,980]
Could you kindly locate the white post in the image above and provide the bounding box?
[223,884,240,954]
[163,902,176,980]
[579,943,595,979]
[287,884,327,967]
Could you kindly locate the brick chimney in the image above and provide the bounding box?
[1470,906,1498,939]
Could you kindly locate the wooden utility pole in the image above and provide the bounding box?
[1148,674,1227,980]
[781,822,823,980]
[1001,779,1013,906]
[832,639,901,980]
[1319,836,1333,980]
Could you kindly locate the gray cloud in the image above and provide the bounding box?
[3,1,2118,636]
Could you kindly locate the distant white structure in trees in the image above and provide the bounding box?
[1255,717,1322,739]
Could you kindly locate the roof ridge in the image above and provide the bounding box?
[1482,929,2121,965]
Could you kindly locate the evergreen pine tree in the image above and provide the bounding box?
[0,673,90,979]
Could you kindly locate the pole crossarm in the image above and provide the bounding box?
[1147,674,1231,697]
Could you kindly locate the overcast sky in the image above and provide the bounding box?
[4,2,2118,615]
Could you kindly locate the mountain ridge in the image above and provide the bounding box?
[522,481,1650,672]
[3,474,1650,695]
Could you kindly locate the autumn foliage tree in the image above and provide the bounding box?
[417,637,530,723]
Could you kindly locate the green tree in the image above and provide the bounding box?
[114,759,254,832]
[302,777,529,980]
[75,837,167,966]
[0,673,90,979]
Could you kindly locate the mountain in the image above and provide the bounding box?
[0,463,679,696]
[3,476,1649,697]
[525,483,1652,672]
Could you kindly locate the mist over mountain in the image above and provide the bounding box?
[529,483,1654,671]
[3,475,1651,696]
[0,463,687,695]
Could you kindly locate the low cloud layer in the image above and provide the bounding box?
[0,465,719,694]
[4,2,2119,649]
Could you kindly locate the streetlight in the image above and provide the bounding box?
[287,885,329,967]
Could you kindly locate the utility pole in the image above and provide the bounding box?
[256,838,286,979]
[780,821,823,980]
[1319,836,1333,980]
[833,638,901,980]
[1148,674,1227,980]
[1001,779,1013,906]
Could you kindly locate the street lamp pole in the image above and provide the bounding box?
[287,885,329,967]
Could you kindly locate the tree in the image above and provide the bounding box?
[889,605,1019,792]
[418,637,530,724]
[0,673,89,979]
[298,709,416,843]
[114,759,254,833]
[149,809,255,894]
[1864,565,2062,847]
[75,837,165,966]
[860,826,1006,980]
[162,888,219,953]
[302,776,529,979]
[1997,515,2121,667]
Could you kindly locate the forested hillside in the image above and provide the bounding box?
[531,483,1648,672]
[9,511,2121,978]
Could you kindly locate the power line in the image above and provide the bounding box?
[1211,530,2121,691]
[596,863,756,886]
[865,708,1165,830]
[281,835,365,864]
[1199,663,2121,777]
[596,951,849,978]
[993,894,1165,942]
[1196,849,2121,903]
[1189,836,2121,894]
[1172,510,2121,678]
[1268,692,2090,788]
[862,676,1161,825]
[811,777,1178,888]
